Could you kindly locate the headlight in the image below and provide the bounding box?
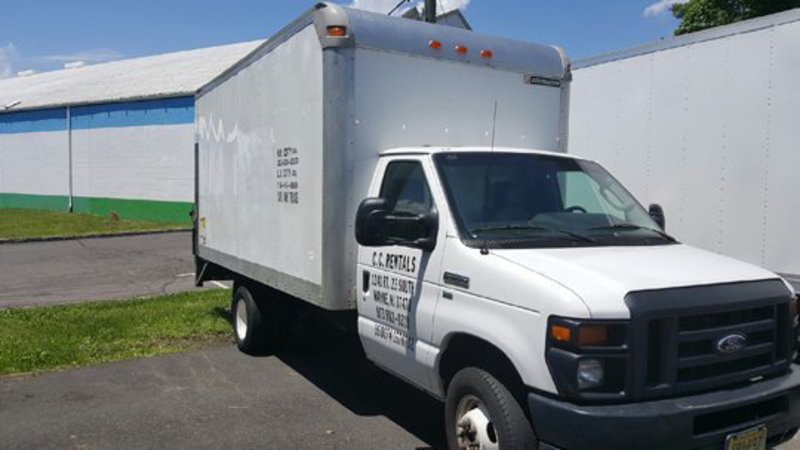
[545,316,629,400]
[577,359,604,390]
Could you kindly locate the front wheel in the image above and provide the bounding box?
[445,368,537,450]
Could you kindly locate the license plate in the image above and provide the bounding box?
[725,426,767,450]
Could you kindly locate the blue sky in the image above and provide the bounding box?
[0,0,682,78]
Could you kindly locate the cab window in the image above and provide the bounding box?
[380,161,433,217]
[380,161,434,241]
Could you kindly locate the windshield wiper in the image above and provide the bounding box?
[585,224,677,243]
[469,225,596,243]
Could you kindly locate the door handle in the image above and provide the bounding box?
[443,272,470,289]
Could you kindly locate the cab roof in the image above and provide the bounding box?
[380,146,592,162]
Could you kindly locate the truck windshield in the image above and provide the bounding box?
[433,152,675,248]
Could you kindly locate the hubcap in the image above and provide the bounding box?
[455,395,499,450]
[235,299,248,341]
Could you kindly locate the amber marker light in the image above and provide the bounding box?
[550,324,571,343]
[579,325,609,346]
[455,44,469,55]
[429,40,443,50]
[327,26,347,37]
[480,49,494,59]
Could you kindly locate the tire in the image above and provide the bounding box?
[232,284,274,355]
[445,367,537,450]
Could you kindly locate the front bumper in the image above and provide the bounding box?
[528,367,800,450]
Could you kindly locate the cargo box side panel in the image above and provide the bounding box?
[197,25,324,304]
[345,49,565,233]
[322,48,566,308]
[353,48,564,155]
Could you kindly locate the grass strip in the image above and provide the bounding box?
[0,209,189,241]
[0,290,231,376]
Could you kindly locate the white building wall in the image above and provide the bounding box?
[72,124,194,202]
[0,96,196,221]
[0,131,69,197]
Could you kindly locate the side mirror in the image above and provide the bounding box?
[355,198,389,247]
[404,210,438,252]
[649,203,665,230]
[355,197,439,252]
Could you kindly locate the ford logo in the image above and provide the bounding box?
[715,333,748,354]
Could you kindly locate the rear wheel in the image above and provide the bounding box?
[445,367,537,450]
[232,284,275,354]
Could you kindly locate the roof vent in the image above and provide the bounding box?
[3,100,21,111]
[64,61,87,70]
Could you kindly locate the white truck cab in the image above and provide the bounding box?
[353,146,800,449]
[194,4,800,449]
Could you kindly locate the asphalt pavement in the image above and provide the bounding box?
[0,232,220,308]
[4,336,798,450]
[0,338,443,449]
[2,233,800,448]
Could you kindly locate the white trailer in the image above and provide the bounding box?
[569,8,800,287]
[195,4,800,449]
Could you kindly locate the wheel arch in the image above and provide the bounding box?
[436,332,529,405]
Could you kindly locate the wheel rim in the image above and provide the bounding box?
[455,394,499,450]
[235,298,248,341]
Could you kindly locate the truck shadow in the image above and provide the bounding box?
[273,333,446,449]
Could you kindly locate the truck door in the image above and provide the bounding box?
[356,157,445,391]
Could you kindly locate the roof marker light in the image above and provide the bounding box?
[455,44,469,55]
[428,40,443,50]
[327,26,347,37]
[480,49,494,59]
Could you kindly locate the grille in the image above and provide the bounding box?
[642,302,792,398]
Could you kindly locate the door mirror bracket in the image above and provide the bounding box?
[649,203,666,230]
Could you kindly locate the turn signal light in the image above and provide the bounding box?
[480,49,494,59]
[455,44,469,55]
[327,26,347,37]
[550,324,571,343]
[429,40,443,50]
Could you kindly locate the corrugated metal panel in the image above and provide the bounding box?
[576,7,800,69]
[0,41,262,112]
[0,108,66,133]
[0,132,69,196]
[71,97,194,130]
[72,124,194,203]
[569,11,800,276]
[0,97,194,133]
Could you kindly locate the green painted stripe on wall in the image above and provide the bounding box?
[0,193,192,224]
[72,197,192,223]
[0,193,69,211]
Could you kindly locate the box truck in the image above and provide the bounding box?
[569,8,800,288]
[194,3,800,449]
